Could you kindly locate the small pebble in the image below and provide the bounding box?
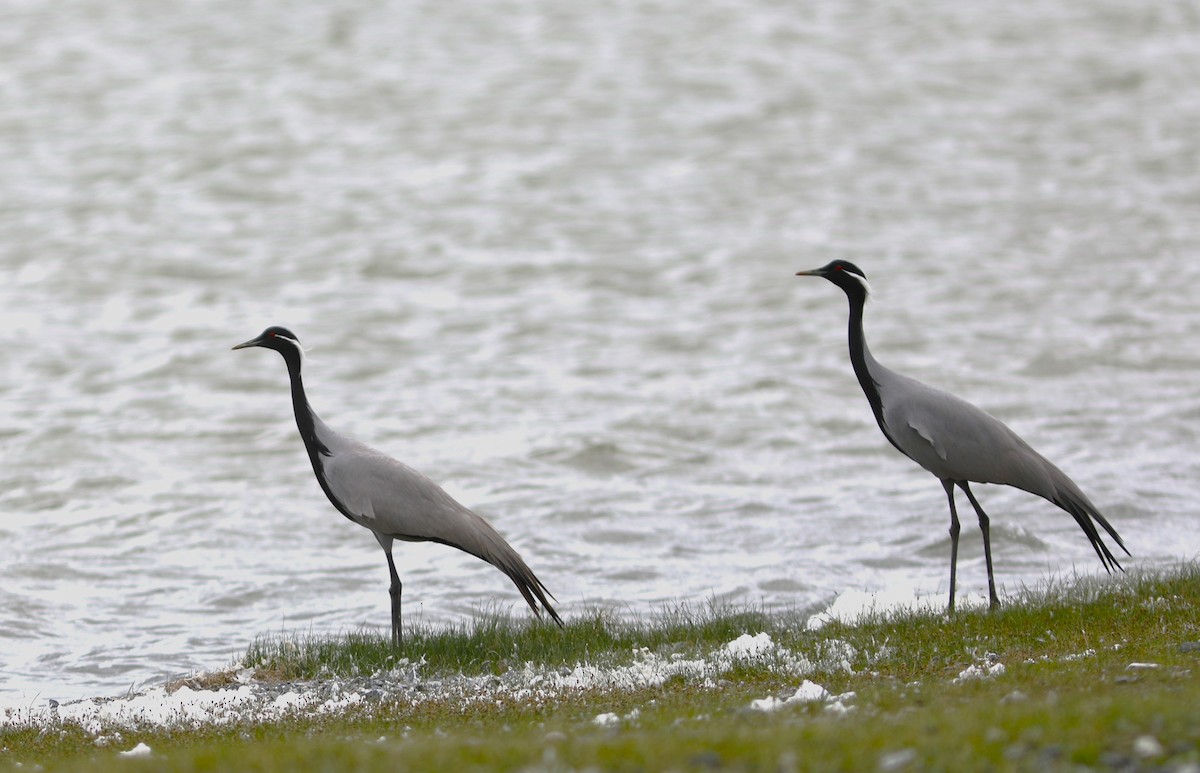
[878,748,917,771]
[689,751,722,770]
[1038,745,1065,765]
[1133,735,1163,759]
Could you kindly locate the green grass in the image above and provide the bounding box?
[240,598,789,681]
[4,566,1200,772]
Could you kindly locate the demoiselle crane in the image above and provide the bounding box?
[795,261,1128,611]
[234,326,562,645]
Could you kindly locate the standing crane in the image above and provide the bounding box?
[234,326,562,645]
[795,261,1128,611]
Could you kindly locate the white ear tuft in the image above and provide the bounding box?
[844,269,872,299]
[275,333,310,362]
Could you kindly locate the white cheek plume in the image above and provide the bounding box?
[845,270,872,299]
[276,334,311,362]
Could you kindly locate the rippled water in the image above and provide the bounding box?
[2,0,1199,703]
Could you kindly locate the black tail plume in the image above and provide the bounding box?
[1052,487,1129,573]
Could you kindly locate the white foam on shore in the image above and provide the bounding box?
[725,632,776,659]
[806,586,989,630]
[117,742,153,758]
[0,631,860,734]
[953,662,1006,683]
[748,680,856,714]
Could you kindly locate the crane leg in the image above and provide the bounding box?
[385,551,403,648]
[960,483,1000,610]
[942,480,961,614]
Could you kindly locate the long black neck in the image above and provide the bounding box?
[843,288,894,445]
[280,350,356,521]
[281,350,329,469]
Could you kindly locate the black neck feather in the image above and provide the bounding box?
[280,353,359,523]
[843,290,893,445]
[281,353,329,467]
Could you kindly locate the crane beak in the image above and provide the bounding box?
[232,336,264,351]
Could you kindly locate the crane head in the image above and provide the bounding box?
[232,326,307,361]
[795,260,871,298]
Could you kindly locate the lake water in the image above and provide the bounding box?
[1,0,1198,704]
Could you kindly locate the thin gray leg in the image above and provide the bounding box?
[385,551,403,648]
[942,479,961,614]
[960,482,1000,610]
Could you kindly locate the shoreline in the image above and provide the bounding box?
[3,567,1197,770]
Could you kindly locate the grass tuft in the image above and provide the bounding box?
[240,598,796,682]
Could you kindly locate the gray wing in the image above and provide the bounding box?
[319,431,478,541]
[313,416,562,623]
[879,373,1056,494]
[877,371,1127,568]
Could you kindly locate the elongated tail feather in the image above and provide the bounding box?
[1050,485,1129,573]
[498,559,563,627]
[424,529,563,627]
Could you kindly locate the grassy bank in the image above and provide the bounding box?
[3,566,1199,771]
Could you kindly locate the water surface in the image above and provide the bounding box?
[1,0,1198,703]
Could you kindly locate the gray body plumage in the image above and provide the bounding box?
[234,326,561,645]
[313,413,558,613]
[878,357,1073,498]
[797,261,1127,610]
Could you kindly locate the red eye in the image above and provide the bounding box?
[269,331,276,337]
